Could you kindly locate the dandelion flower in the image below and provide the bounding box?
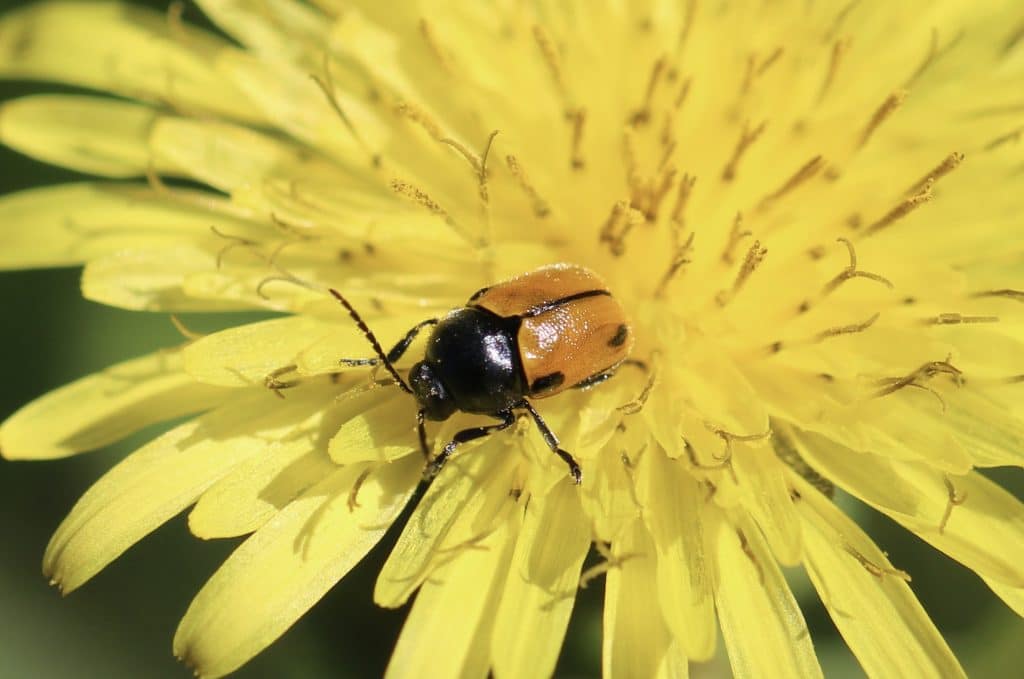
[2,0,1024,677]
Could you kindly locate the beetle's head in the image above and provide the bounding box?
[409,361,457,421]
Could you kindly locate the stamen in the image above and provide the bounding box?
[863,178,933,235]
[347,467,373,511]
[256,270,316,301]
[264,364,300,398]
[858,90,906,150]
[390,179,454,225]
[533,24,567,98]
[209,225,261,269]
[873,355,963,402]
[169,314,204,341]
[419,18,455,73]
[618,355,659,414]
[905,152,963,196]
[599,201,645,256]
[630,55,668,126]
[984,126,1023,151]
[771,427,835,498]
[506,154,552,218]
[843,543,911,581]
[656,231,695,298]
[757,155,825,211]
[166,0,187,42]
[707,424,772,463]
[737,530,765,584]
[818,38,850,104]
[815,312,880,341]
[477,130,500,205]
[923,313,999,325]
[568,108,587,170]
[971,288,1024,303]
[938,476,967,534]
[676,0,698,53]
[756,47,784,77]
[716,240,767,307]
[311,54,381,167]
[579,544,637,589]
[670,172,697,228]
[721,212,751,264]
[722,120,767,181]
[395,101,444,140]
[825,0,862,42]
[1003,18,1024,56]
[820,237,895,297]
[904,28,963,90]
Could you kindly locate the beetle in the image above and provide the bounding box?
[329,263,635,484]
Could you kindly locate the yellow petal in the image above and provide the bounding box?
[0,95,159,177]
[733,444,803,567]
[0,182,259,271]
[603,519,689,679]
[0,350,228,460]
[712,509,823,679]
[328,391,417,464]
[386,515,517,679]
[793,473,966,679]
[374,440,519,608]
[0,1,259,122]
[787,426,1024,587]
[187,396,339,539]
[44,385,332,592]
[578,442,644,544]
[636,447,716,661]
[174,456,419,679]
[490,479,591,679]
[182,316,335,386]
[985,577,1024,617]
[82,246,247,311]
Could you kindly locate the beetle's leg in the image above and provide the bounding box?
[416,409,430,461]
[338,318,438,367]
[519,400,582,485]
[424,410,516,480]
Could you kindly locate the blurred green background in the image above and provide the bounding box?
[0,1,1021,677]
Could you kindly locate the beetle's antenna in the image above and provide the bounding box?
[328,289,413,394]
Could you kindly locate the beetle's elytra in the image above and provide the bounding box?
[330,263,635,484]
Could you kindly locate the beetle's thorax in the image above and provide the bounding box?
[418,307,526,416]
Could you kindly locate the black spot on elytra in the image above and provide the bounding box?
[608,324,629,347]
[530,372,565,394]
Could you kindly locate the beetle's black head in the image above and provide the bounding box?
[409,361,457,421]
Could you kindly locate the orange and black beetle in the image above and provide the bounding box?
[330,263,635,484]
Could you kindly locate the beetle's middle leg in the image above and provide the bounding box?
[424,409,516,480]
[519,400,582,485]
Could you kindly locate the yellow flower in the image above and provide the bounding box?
[2,0,1023,677]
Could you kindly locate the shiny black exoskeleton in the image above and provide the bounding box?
[329,290,582,484]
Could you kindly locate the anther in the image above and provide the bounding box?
[825,0,861,42]
[863,178,932,235]
[722,120,767,181]
[737,530,766,585]
[818,38,850,104]
[873,355,963,403]
[347,467,373,511]
[618,356,659,414]
[756,155,825,211]
[923,313,999,325]
[716,240,768,306]
[971,288,1024,303]
[389,179,454,225]
[533,24,567,98]
[568,108,587,170]
[815,312,880,341]
[506,155,552,218]
[938,476,967,534]
[721,212,752,264]
[670,173,697,227]
[858,90,906,150]
[656,231,695,298]
[905,152,964,196]
[843,543,911,582]
[756,47,784,77]
[1002,19,1024,56]
[599,201,645,256]
[630,55,668,126]
[676,0,698,52]
[264,365,300,398]
[395,101,444,140]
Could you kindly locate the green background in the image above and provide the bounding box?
[0,1,1021,677]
